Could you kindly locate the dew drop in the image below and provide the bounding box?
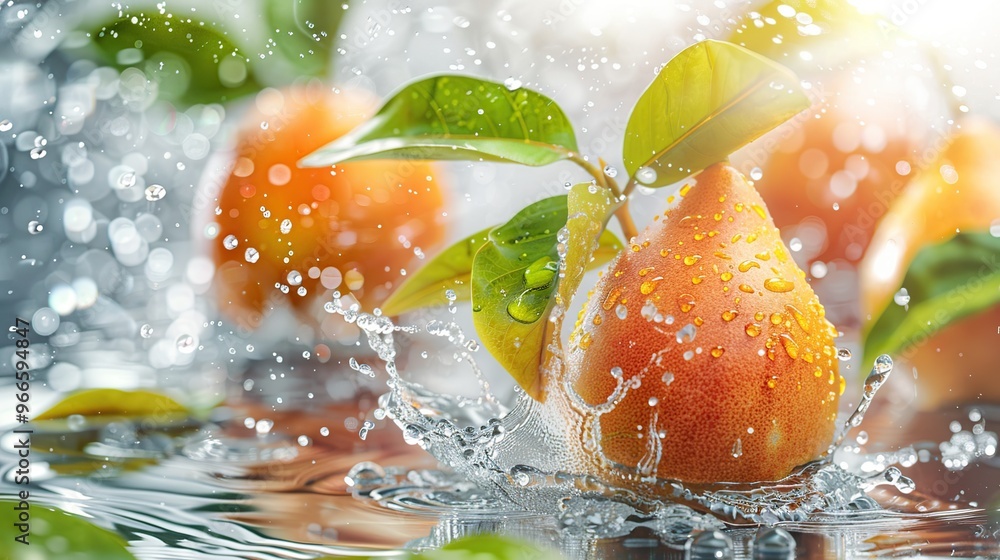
[615,304,628,320]
[764,278,794,293]
[635,166,658,185]
[676,323,697,344]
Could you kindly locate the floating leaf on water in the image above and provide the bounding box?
[0,501,136,559]
[35,389,188,421]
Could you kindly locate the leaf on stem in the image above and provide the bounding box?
[300,75,578,168]
[623,40,810,188]
[471,189,621,400]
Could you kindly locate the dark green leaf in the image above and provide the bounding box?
[0,501,135,559]
[300,75,578,168]
[264,0,346,77]
[623,40,810,188]
[727,0,886,72]
[864,233,1000,366]
[85,13,261,105]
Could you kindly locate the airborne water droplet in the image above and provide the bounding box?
[244,247,260,263]
[139,324,153,338]
[27,221,43,234]
[280,219,292,234]
[223,235,239,250]
[176,334,195,353]
[145,184,166,201]
[893,287,910,307]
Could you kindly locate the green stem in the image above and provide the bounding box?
[568,153,640,241]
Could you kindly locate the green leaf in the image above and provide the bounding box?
[0,501,135,559]
[623,40,810,188]
[726,0,887,72]
[864,233,1000,366]
[85,13,261,105]
[471,197,567,400]
[264,0,346,77]
[299,75,578,168]
[556,184,620,311]
[411,534,563,560]
[382,206,622,317]
[381,226,493,316]
[471,189,622,400]
[36,389,188,421]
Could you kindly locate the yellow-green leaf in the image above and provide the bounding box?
[36,389,188,421]
[382,218,622,317]
[300,75,578,168]
[381,226,493,316]
[471,189,621,401]
[0,501,135,559]
[623,40,809,188]
[471,197,566,399]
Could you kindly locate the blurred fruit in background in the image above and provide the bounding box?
[860,119,1000,408]
[743,68,928,265]
[212,84,447,337]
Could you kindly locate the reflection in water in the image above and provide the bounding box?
[3,376,997,559]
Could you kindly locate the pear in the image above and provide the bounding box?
[565,163,842,483]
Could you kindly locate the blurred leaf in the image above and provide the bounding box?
[727,0,887,72]
[264,0,346,77]
[383,218,621,317]
[87,13,262,105]
[623,40,809,188]
[36,389,187,421]
[864,233,1000,366]
[300,75,578,168]
[412,534,563,560]
[0,501,135,559]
